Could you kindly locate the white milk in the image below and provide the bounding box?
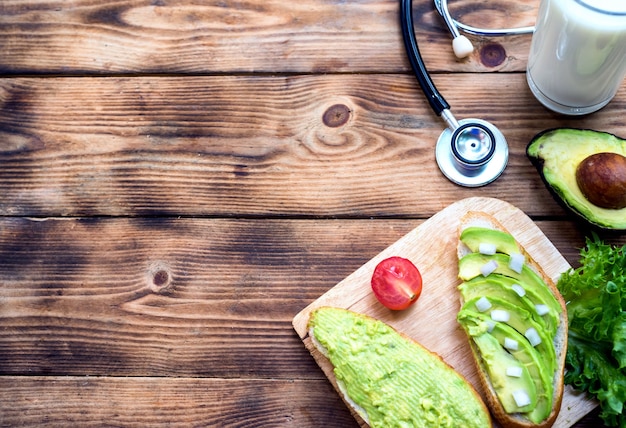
[527,0,626,115]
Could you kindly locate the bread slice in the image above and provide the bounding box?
[456,211,568,428]
[307,306,492,428]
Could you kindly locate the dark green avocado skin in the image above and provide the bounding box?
[527,128,626,233]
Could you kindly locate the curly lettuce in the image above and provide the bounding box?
[557,234,626,427]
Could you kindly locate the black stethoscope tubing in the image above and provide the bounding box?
[400,0,449,116]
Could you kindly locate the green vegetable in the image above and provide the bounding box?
[557,234,626,427]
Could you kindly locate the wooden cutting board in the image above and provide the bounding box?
[293,197,597,427]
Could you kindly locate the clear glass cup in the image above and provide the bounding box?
[527,0,626,115]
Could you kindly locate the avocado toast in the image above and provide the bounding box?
[308,307,491,428]
[456,212,568,428]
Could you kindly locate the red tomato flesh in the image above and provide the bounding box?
[371,256,423,310]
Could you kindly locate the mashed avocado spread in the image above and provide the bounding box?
[308,307,491,428]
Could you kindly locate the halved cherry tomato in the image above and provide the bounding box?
[371,256,423,310]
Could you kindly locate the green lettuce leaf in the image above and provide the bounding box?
[612,313,626,369]
[557,234,626,427]
[565,335,626,427]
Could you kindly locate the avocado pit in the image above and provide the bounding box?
[575,152,626,209]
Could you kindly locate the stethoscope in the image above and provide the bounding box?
[400,0,534,187]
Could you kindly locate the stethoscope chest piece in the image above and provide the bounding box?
[435,118,508,187]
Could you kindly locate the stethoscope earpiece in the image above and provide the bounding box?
[437,0,474,58]
[452,35,474,59]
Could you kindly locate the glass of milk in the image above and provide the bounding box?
[527,0,626,115]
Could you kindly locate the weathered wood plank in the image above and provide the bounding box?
[0,376,359,427]
[1,74,625,218]
[0,217,408,377]
[0,0,537,74]
[0,217,621,377]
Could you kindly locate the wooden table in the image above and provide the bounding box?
[0,0,624,426]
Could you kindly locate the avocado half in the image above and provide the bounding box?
[527,128,626,231]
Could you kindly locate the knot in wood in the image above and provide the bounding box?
[323,104,351,128]
[147,261,172,293]
[153,270,170,287]
[479,43,507,68]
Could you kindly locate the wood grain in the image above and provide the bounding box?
[1,74,625,218]
[0,0,537,74]
[0,376,358,426]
